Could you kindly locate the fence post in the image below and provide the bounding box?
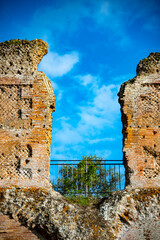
[85,159,87,197]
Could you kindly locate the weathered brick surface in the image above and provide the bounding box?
[0,40,55,188]
[118,53,160,188]
[0,213,39,240]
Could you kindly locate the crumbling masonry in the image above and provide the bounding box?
[0,39,55,189]
[118,52,160,188]
[0,40,160,240]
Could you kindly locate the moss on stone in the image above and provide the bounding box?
[5,39,28,45]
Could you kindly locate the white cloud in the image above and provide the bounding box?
[75,74,98,86]
[48,81,63,102]
[56,116,70,122]
[53,122,83,145]
[39,50,79,77]
[89,137,115,144]
[93,84,120,112]
[79,112,106,128]
[50,81,58,90]
[56,90,63,102]
[50,146,75,160]
[78,82,120,133]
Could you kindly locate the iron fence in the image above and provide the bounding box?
[50,160,125,197]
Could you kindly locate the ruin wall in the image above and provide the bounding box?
[118,52,160,188]
[0,40,160,240]
[0,40,55,188]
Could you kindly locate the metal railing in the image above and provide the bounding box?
[50,160,125,197]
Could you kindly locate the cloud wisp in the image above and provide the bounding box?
[39,50,79,78]
[75,74,97,86]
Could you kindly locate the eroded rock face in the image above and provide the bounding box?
[118,53,160,188]
[0,39,55,188]
[100,188,160,240]
[0,187,112,240]
[0,187,160,240]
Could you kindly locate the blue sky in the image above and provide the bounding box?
[1,0,160,160]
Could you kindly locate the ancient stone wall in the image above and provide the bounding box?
[118,53,160,188]
[0,41,159,240]
[0,40,55,188]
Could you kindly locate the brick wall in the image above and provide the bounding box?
[0,40,55,188]
[0,213,40,240]
[118,53,160,188]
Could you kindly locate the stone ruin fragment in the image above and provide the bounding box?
[0,39,55,188]
[0,40,159,240]
[118,52,160,188]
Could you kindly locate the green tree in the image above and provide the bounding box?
[52,155,122,201]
